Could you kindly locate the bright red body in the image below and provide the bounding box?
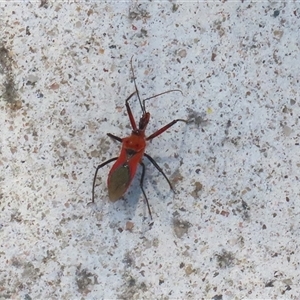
[107,134,146,201]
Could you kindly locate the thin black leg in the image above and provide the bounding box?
[139,161,153,220]
[107,133,122,143]
[144,153,174,192]
[92,157,118,203]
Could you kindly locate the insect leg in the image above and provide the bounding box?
[130,56,144,115]
[107,133,122,143]
[125,91,138,131]
[146,119,189,141]
[144,153,174,192]
[92,157,118,203]
[139,161,153,220]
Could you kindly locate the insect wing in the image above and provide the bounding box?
[108,162,132,202]
[107,147,143,202]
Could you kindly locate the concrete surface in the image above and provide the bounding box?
[1,1,299,299]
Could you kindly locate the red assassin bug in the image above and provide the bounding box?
[92,57,189,219]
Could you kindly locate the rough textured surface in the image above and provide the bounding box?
[1,2,299,299]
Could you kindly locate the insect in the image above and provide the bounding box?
[91,57,189,219]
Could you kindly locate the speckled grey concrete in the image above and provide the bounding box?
[1,2,299,299]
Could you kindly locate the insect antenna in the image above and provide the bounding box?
[142,89,183,111]
[130,55,145,114]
